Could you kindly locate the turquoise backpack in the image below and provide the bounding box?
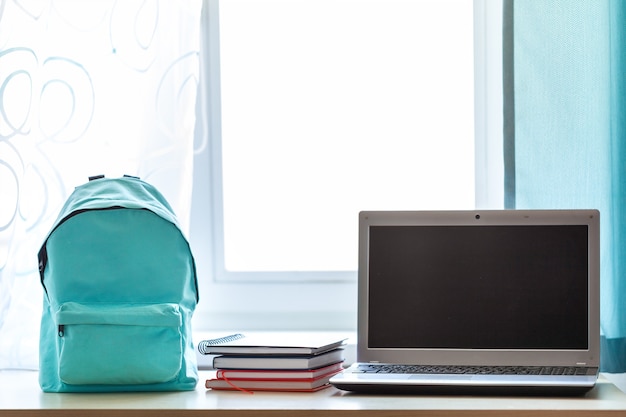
[37,176,199,392]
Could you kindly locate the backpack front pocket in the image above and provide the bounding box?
[55,302,183,386]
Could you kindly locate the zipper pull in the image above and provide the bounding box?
[58,325,65,337]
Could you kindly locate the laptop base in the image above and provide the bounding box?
[330,381,596,397]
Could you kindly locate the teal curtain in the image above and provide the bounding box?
[504,0,626,372]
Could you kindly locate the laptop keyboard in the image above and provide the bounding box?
[356,364,594,376]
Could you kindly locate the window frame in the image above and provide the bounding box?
[189,0,503,331]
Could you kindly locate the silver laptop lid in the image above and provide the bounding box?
[358,210,600,368]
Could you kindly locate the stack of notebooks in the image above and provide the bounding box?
[199,333,347,392]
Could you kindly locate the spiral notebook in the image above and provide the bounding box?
[330,210,600,395]
[198,333,347,355]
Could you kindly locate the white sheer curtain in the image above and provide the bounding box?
[0,0,202,369]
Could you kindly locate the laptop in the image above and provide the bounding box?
[330,209,600,395]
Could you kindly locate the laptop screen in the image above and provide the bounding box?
[368,225,588,350]
[358,210,600,367]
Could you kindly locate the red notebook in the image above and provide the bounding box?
[206,363,344,392]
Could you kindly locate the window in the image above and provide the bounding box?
[190,0,503,331]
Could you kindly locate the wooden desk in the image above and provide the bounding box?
[2,370,626,417]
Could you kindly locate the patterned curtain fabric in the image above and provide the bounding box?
[0,0,202,369]
[504,0,626,372]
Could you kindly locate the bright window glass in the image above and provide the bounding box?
[217,0,475,275]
